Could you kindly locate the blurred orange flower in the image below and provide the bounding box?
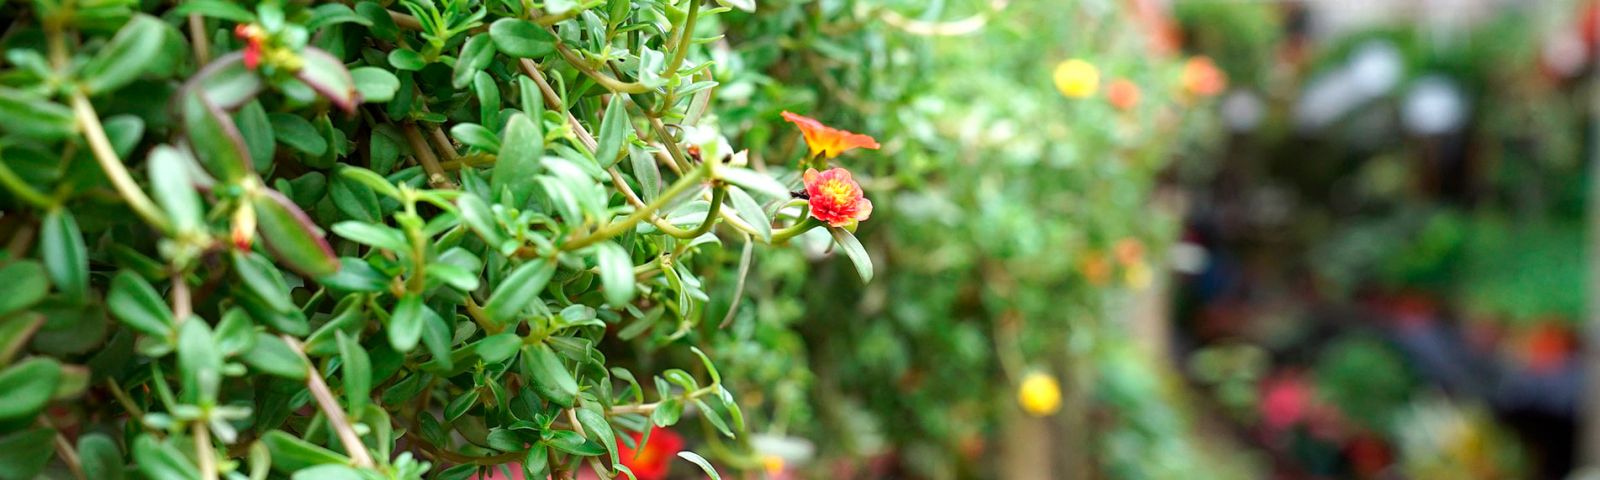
[1080,251,1111,286]
[235,24,267,69]
[803,167,873,228]
[1181,56,1227,97]
[1113,238,1144,265]
[1106,79,1141,111]
[781,111,880,159]
[620,427,683,480]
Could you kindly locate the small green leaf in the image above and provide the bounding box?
[453,34,496,88]
[351,67,400,103]
[176,320,221,401]
[261,430,347,471]
[388,294,427,353]
[575,408,618,466]
[149,145,205,232]
[253,190,340,278]
[492,113,542,207]
[81,14,167,94]
[717,167,789,199]
[677,451,722,480]
[77,433,125,480]
[489,19,556,58]
[420,311,454,371]
[336,331,371,414]
[0,87,74,140]
[331,221,410,252]
[292,464,363,480]
[0,428,57,480]
[337,166,402,198]
[451,123,501,153]
[190,53,264,109]
[595,242,635,308]
[214,308,255,357]
[107,271,174,337]
[829,227,873,282]
[172,0,254,22]
[484,260,556,324]
[594,96,630,167]
[40,209,87,302]
[237,101,275,173]
[182,92,251,182]
[443,389,479,422]
[0,357,61,422]
[387,49,427,71]
[520,343,577,407]
[650,398,682,427]
[725,186,771,242]
[330,172,381,222]
[241,333,308,380]
[457,193,510,250]
[474,333,521,363]
[304,3,372,32]
[544,430,604,456]
[267,113,328,156]
[231,250,295,313]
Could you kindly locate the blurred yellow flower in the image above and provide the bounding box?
[1053,59,1100,98]
[1125,260,1153,290]
[1017,372,1062,416]
[762,455,785,475]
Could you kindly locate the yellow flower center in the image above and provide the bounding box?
[819,179,854,207]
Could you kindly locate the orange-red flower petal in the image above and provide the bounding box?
[803,167,872,228]
[782,111,880,159]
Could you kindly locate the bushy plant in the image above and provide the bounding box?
[0,0,879,478]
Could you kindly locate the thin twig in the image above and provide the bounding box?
[280,335,377,468]
[194,422,218,480]
[401,123,454,189]
[188,15,211,64]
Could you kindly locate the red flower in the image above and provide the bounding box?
[1181,56,1227,97]
[235,24,267,70]
[803,168,872,228]
[781,111,880,159]
[619,427,683,480]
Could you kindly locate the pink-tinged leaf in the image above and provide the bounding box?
[181,52,263,110]
[181,92,252,182]
[253,189,340,278]
[295,48,361,113]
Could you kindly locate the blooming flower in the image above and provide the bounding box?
[803,167,873,228]
[781,111,880,160]
[1106,79,1141,111]
[1053,59,1099,98]
[1181,56,1227,97]
[234,24,268,70]
[619,427,683,480]
[1017,371,1061,417]
[1080,251,1111,287]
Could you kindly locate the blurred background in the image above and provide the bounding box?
[692,0,1600,478]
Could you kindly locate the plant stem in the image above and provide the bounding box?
[105,378,146,424]
[770,217,822,243]
[188,15,210,64]
[194,422,218,480]
[38,416,86,480]
[0,154,55,208]
[280,335,377,468]
[550,34,646,94]
[562,160,709,251]
[665,0,699,77]
[402,122,454,189]
[69,91,174,234]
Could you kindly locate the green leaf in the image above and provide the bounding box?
[296,48,360,112]
[419,310,454,371]
[107,270,174,337]
[575,408,618,466]
[594,96,630,167]
[650,398,682,427]
[149,145,205,232]
[189,53,264,109]
[544,430,604,456]
[253,190,340,278]
[595,242,635,308]
[695,398,735,438]
[173,0,255,21]
[320,258,390,293]
[451,123,501,153]
[492,113,542,207]
[330,172,381,222]
[267,112,328,156]
[829,227,873,282]
[292,464,364,480]
[443,389,478,422]
[453,34,496,89]
[474,333,520,363]
[0,87,74,140]
[176,319,221,401]
[182,92,250,181]
[715,0,755,12]
[355,1,399,40]
[40,209,87,302]
[77,433,125,480]
[262,430,347,472]
[81,14,166,94]
[241,332,308,380]
[331,221,410,252]
[629,145,661,202]
[0,428,57,480]
[388,49,427,71]
[677,451,722,480]
[351,67,400,103]
[388,294,427,353]
[484,260,556,324]
[476,71,502,126]
[231,250,295,313]
[214,308,255,357]
[489,19,556,58]
[304,3,373,32]
[237,101,276,173]
[337,165,402,199]
[0,357,61,422]
[717,167,789,200]
[457,193,510,251]
[520,343,577,407]
[0,315,42,366]
[337,331,371,414]
[725,186,771,242]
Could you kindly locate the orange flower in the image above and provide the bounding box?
[803,167,873,228]
[1080,251,1111,287]
[781,111,880,160]
[620,427,683,480]
[1106,79,1141,111]
[234,24,268,70]
[1113,238,1144,266]
[1181,56,1227,97]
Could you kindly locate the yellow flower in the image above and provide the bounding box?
[1124,259,1153,291]
[1053,59,1099,98]
[762,455,785,475]
[1017,372,1062,417]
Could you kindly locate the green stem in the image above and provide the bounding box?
[70,91,174,234]
[771,217,822,243]
[666,0,700,77]
[0,154,55,208]
[562,160,710,251]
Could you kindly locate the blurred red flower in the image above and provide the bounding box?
[620,427,683,480]
[803,168,873,228]
[781,111,880,160]
[1180,56,1228,97]
[1106,79,1141,111]
[234,24,267,69]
